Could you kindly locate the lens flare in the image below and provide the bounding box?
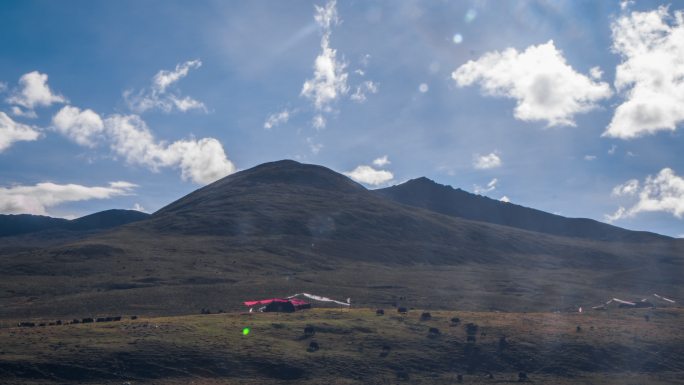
[465,9,477,23]
[242,327,250,336]
[419,83,429,93]
[452,34,463,44]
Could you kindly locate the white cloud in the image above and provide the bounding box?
[52,105,104,147]
[264,109,291,129]
[604,7,684,139]
[418,83,429,93]
[10,106,37,119]
[473,152,502,169]
[606,168,684,221]
[500,195,510,203]
[474,178,498,194]
[312,114,326,130]
[372,155,390,167]
[589,66,604,80]
[350,80,378,102]
[300,0,349,128]
[306,137,323,154]
[620,0,634,11]
[132,203,146,212]
[0,112,41,152]
[105,114,235,184]
[608,144,617,155]
[452,40,612,126]
[612,179,639,196]
[0,181,136,215]
[153,59,201,93]
[6,71,66,110]
[0,82,6,93]
[584,155,597,161]
[344,165,393,186]
[125,59,206,114]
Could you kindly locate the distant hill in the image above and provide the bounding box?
[375,177,669,243]
[0,209,150,238]
[0,160,681,320]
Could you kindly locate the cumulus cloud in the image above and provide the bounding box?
[105,114,235,184]
[300,0,349,128]
[372,155,390,167]
[125,59,206,114]
[264,109,291,129]
[612,179,639,196]
[604,7,684,139]
[474,178,498,194]
[584,155,597,161]
[0,112,40,152]
[131,203,146,212]
[344,165,393,186]
[6,71,66,110]
[0,181,136,215]
[48,104,236,184]
[10,106,37,119]
[452,40,612,126]
[606,168,684,222]
[473,152,502,169]
[52,106,104,147]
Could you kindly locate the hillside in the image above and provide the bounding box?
[0,209,149,238]
[1,308,683,384]
[375,177,669,242]
[0,160,682,321]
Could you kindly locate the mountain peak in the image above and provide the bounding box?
[215,159,365,192]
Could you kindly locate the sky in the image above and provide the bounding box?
[1,0,684,237]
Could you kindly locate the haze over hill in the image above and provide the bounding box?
[0,160,682,320]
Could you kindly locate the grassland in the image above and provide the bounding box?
[1,307,683,384]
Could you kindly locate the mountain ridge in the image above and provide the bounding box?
[374,176,669,242]
[0,160,681,319]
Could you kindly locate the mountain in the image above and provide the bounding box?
[0,160,682,320]
[375,177,669,242]
[0,214,69,237]
[0,209,150,238]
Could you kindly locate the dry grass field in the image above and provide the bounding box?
[1,307,683,385]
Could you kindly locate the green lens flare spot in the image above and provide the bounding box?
[242,327,250,336]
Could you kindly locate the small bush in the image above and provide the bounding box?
[307,341,319,352]
[465,323,478,335]
[420,312,432,321]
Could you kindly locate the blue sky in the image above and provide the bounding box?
[1,0,684,237]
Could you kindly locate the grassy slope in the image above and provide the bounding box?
[1,308,683,385]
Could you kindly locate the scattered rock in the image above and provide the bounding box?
[518,371,528,382]
[376,308,384,316]
[397,307,408,314]
[420,312,432,321]
[428,327,440,336]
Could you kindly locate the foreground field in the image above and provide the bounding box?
[1,308,683,384]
